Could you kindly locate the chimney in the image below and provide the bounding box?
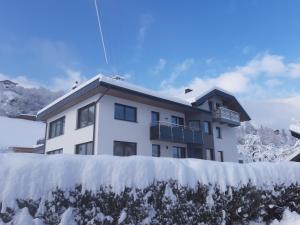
[185,88,193,94]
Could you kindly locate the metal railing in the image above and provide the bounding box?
[150,121,203,144]
[214,107,240,123]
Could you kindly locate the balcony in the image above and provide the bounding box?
[213,107,240,127]
[150,121,203,144]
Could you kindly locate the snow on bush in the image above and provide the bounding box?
[1,154,300,225]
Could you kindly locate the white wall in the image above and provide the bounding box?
[96,95,186,157]
[212,122,238,162]
[45,94,100,154]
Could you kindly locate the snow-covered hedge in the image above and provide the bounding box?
[1,154,300,225]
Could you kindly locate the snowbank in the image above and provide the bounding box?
[271,210,300,225]
[0,116,45,149]
[1,154,300,208]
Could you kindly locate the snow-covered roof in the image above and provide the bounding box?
[37,75,101,115]
[0,116,45,149]
[98,75,191,106]
[37,74,193,119]
[290,123,300,136]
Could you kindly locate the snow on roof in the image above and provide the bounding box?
[37,75,101,115]
[1,154,300,207]
[38,74,192,116]
[98,75,191,106]
[193,86,235,103]
[290,123,300,136]
[0,116,45,149]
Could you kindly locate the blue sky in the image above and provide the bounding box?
[1,0,300,128]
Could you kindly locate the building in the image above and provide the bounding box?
[0,116,45,153]
[288,123,300,162]
[0,80,17,89]
[37,75,251,162]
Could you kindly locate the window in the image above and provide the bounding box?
[216,103,221,109]
[203,121,212,134]
[114,103,137,122]
[49,117,65,139]
[188,120,201,131]
[208,101,213,111]
[151,111,160,125]
[47,149,63,155]
[172,146,186,158]
[152,144,160,157]
[114,141,137,156]
[216,127,222,138]
[171,116,184,126]
[206,149,214,160]
[75,142,94,155]
[77,103,95,129]
[216,151,224,162]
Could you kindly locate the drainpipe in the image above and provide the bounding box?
[92,87,110,154]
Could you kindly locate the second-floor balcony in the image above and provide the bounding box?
[213,107,240,127]
[150,121,203,145]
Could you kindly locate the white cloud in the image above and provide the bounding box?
[0,73,41,88]
[265,79,282,88]
[244,96,300,129]
[0,69,87,91]
[153,58,167,74]
[134,14,154,61]
[160,53,300,129]
[161,58,194,87]
[52,69,87,91]
[288,62,300,78]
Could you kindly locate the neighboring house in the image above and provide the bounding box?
[0,80,17,89]
[288,123,300,162]
[37,75,251,162]
[0,116,45,153]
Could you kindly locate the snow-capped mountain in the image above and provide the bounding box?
[237,121,300,162]
[0,82,63,117]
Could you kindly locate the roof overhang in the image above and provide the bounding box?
[192,89,251,122]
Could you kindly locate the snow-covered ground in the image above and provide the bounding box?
[1,154,300,207]
[0,116,45,151]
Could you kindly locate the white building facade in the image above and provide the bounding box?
[37,75,251,162]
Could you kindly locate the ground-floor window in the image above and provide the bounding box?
[206,149,214,160]
[216,151,224,162]
[114,141,137,156]
[152,144,160,157]
[172,146,186,158]
[47,148,63,155]
[75,142,94,155]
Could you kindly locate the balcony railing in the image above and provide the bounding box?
[150,121,203,144]
[213,107,240,126]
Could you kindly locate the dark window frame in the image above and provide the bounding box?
[203,121,212,134]
[171,116,184,126]
[152,144,161,157]
[113,141,137,156]
[188,120,201,131]
[217,151,224,162]
[48,116,65,139]
[206,149,214,160]
[216,126,222,139]
[47,148,63,155]
[75,141,94,155]
[172,146,186,158]
[151,111,160,125]
[77,103,96,129]
[114,103,137,122]
[208,101,213,111]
